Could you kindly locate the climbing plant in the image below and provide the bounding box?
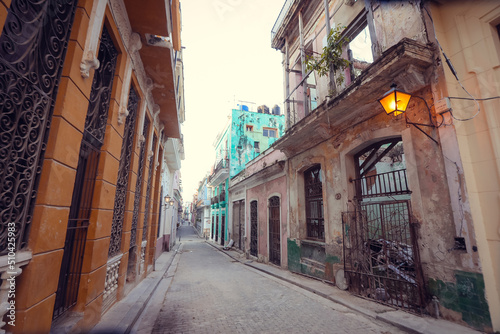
[305,26,350,87]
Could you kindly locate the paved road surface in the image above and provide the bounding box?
[150,226,407,334]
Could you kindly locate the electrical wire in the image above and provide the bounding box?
[423,6,482,122]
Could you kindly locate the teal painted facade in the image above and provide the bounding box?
[210,107,284,246]
[230,109,285,178]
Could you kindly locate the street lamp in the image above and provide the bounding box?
[164,195,175,208]
[378,83,440,145]
[378,83,411,116]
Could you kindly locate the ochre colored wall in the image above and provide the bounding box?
[431,2,500,331]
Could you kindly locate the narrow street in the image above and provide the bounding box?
[141,226,407,334]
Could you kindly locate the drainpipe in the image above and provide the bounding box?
[284,37,290,129]
[299,11,308,116]
[323,0,336,93]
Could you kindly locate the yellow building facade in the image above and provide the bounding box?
[431,2,500,331]
[0,0,183,332]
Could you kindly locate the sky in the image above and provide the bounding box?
[180,0,286,201]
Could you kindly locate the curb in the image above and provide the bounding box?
[124,242,182,333]
[206,241,481,334]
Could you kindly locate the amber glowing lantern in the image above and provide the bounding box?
[378,84,412,116]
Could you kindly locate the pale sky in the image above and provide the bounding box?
[180,0,286,201]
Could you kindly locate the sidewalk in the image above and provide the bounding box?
[90,242,182,334]
[208,241,483,334]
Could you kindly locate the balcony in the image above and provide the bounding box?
[208,159,229,186]
[274,39,434,157]
[219,190,226,208]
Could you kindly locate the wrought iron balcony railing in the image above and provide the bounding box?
[208,158,229,184]
[219,190,226,202]
[352,169,411,199]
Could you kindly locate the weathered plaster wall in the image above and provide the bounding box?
[429,3,500,330]
[286,84,486,322]
[371,1,427,53]
[246,175,288,268]
[230,109,285,177]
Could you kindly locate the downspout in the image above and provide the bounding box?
[299,11,308,116]
[284,37,290,129]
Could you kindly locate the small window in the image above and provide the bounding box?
[246,125,253,132]
[263,128,277,138]
[254,142,260,149]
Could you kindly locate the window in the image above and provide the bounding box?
[263,128,277,138]
[345,18,373,83]
[246,125,253,131]
[254,141,260,152]
[304,165,324,241]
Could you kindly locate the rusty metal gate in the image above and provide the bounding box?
[269,196,280,266]
[342,200,426,312]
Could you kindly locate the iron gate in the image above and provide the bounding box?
[53,141,98,319]
[342,200,426,312]
[250,201,258,257]
[269,196,280,266]
[54,24,118,319]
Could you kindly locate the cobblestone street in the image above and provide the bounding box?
[150,226,407,334]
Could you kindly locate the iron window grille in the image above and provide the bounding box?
[304,165,324,241]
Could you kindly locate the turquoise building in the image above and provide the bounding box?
[208,105,285,245]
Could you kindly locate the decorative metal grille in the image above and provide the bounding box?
[304,165,324,240]
[84,31,119,146]
[130,117,149,249]
[250,201,258,257]
[352,169,410,199]
[54,25,118,320]
[269,196,281,266]
[0,0,77,255]
[342,201,426,312]
[142,134,156,241]
[108,86,140,258]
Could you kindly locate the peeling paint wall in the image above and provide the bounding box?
[230,109,285,178]
[246,174,288,268]
[429,2,500,330]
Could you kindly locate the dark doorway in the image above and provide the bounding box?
[215,216,219,242]
[250,201,258,257]
[220,215,225,246]
[269,196,281,266]
[232,200,244,250]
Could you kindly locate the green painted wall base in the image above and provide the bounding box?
[287,238,341,281]
[428,271,492,331]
